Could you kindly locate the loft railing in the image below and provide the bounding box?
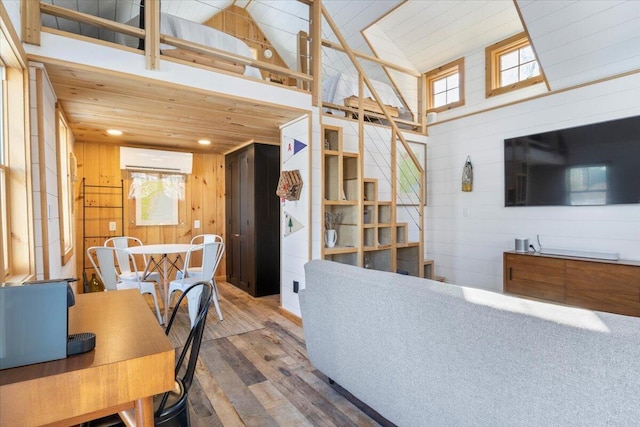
[300,29,426,132]
[24,0,425,132]
[22,0,313,90]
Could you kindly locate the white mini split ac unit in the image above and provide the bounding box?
[119,147,193,174]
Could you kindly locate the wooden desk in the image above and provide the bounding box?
[0,290,174,426]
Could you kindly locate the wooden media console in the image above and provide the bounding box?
[504,251,640,317]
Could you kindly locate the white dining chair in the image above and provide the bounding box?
[190,234,223,245]
[184,234,224,301]
[104,236,161,285]
[88,246,163,324]
[169,241,224,325]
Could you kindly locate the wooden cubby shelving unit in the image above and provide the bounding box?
[322,125,360,263]
[322,124,422,276]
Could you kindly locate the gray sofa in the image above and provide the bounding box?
[300,259,640,427]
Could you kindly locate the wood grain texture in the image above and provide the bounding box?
[504,252,640,316]
[35,59,304,153]
[0,290,174,427]
[203,5,294,85]
[566,261,640,316]
[170,280,393,426]
[74,141,227,285]
[504,252,565,302]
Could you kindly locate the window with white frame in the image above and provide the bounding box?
[485,32,543,97]
[425,57,465,113]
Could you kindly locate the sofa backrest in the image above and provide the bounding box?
[300,259,640,427]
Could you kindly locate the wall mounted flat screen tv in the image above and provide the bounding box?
[504,115,640,207]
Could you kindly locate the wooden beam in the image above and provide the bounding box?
[21,0,41,45]
[297,31,309,90]
[310,0,322,106]
[322,3,424,273]
[162,35,312,83]
[322,7,422,174]
[418,73,427,134]
[144,0,160,70]
[0,1,28,68]
[35,69,50,279]
[321,39,420,77]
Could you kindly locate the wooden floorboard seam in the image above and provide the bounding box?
[165,281,391,427]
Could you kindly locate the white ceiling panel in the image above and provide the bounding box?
[517,0,640,90]
[375,0,522,73]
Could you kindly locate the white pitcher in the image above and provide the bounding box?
[324,229,337,248]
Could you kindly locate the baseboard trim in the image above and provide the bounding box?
[278,306,303,327]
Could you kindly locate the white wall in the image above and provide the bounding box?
[433,39,547,125]
[30,64,76,281]
[280,115,311,316]
[3,0,21,40]
[280,114,428,317]
[426,73,640,292]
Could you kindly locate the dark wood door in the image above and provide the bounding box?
[225,144,280,297]
[226,150,251,290]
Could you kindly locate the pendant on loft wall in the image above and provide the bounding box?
[461,156,473,192]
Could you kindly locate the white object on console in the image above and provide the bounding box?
[539,248,619,261]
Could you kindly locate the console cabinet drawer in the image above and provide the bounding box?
[504,252,640,317]
[566,262,640,317]
[504,253,565,302]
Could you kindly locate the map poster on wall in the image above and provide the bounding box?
[134,177,179,226]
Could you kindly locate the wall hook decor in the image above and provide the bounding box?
[276,170,303,201]
[461,156,473,192]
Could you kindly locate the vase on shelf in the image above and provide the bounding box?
[324,229,337,248]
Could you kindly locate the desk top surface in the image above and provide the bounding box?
[0,290,175,426]
[0,289,173,384]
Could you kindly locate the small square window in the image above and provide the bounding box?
[425,57,465,113]
[486,32,545,97]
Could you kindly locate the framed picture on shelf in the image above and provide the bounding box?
[397,141,426,206]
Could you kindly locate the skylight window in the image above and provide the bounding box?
[425,57,465,113]
[486,32,544,97]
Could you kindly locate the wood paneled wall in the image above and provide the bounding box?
[74,141,226,286]
[203,5,293,84]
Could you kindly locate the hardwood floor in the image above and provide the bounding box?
[164,280,393,427]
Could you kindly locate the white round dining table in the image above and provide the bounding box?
[127,243,193,323]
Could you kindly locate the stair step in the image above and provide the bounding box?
[423,259,434,279]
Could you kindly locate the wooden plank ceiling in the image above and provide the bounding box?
[42,61,304,154]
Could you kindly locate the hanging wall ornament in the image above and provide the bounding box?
[276,170,303,202]
[461,156,473,192]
